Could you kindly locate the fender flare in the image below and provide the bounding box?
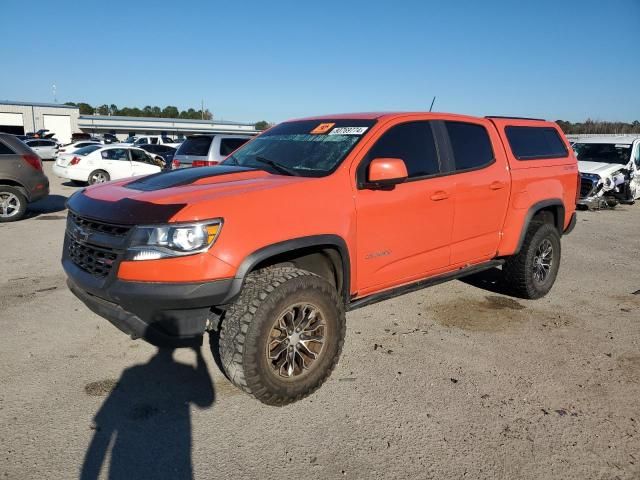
[514,199,565,254]
[220,234,351,305]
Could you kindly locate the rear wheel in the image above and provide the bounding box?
[88,170,110,185]
[219,266,346,406]
[0,186,27,222]
[503,222,561,299]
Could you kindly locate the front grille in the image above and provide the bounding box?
[580,178,595,198]
[68,211,132,237]
[68,237,118,277]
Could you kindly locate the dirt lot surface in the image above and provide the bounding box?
[1,163,639,479]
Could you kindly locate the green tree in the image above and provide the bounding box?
[255,120,270,131]
[76,103,94,115]
[97,104,110,116]
[109,104,119,116]
[162,106,179,118]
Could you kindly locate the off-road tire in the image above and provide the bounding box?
[88,170,110,185]
[0,186,27,222]
[503,222,561,299]
[219,266,346,406]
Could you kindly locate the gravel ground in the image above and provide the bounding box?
[1,163,639,479]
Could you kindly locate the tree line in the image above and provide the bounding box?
[556,119,640,135]
[64,102,272,131]
[64,102,213,120]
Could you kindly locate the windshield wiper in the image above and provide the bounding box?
[254,156,299,176]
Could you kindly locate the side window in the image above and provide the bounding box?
[220,138,248,156]
[445,121,494,171]
[364,122,439,179]
[130,149,150,163]
[150,137,158,144]
[634,143,640,167]
[101,149,129,161]
[0,142,14,154]
[505,126,568,160]
[134,138,145,145]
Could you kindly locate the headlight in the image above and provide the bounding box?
[581,173,601,183]
[126,220,222,261]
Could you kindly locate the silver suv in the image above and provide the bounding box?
[0,134,50,222]
[172,134,252,168]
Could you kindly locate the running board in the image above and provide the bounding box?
[348,259,505,311]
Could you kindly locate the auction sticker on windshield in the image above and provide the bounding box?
[310,123,335,134]
[329,126,369,135]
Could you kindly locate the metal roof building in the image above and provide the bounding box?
[0,100,257,143]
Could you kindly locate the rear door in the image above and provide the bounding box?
[443,120,511,265]
[354,119,454,294]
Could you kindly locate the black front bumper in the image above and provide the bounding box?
[63,257,234,348]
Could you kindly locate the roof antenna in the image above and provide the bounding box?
[429,96,436,112]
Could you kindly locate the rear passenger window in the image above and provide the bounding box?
[365,122,439,179]
[445,122,494,171]
[220,138,248,156]
[505,126,568,160]
[0,142,14,154]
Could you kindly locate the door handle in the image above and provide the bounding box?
[430,191,449,201]
[489,181,504,190]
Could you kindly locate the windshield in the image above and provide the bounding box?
[221,119,376,177]
[123,136,136,143]
[176,136,213,156]
[574,143,632,165]
[75,145,102,156]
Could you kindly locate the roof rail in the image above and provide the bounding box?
[485,115,546,121]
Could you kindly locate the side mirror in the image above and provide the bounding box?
[365,157,408,189]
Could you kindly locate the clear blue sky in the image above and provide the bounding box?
[2,0,639,123]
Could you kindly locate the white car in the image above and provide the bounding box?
[53,145,162,185]
[575,135,640,207]
[56,141,102,159]
[23,139,59,160]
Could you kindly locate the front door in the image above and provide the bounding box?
[354,120,454,294]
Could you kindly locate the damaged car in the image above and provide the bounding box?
[575,136,640,208]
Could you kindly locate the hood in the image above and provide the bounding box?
[578,161,624,177]
[67,166,312,224]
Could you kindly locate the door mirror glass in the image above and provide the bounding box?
[366,157,408,189]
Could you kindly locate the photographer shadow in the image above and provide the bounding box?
[80,346,214,480]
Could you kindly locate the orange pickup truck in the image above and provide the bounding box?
[63,112,579,405]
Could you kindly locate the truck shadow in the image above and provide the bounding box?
[458,267,513,296]
[80,346,215,480]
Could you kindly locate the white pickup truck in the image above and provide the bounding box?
[132,135,181,149]
[574,135,640,207]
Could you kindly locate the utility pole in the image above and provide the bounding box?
[201,99,204,120]
[52,83,57,103]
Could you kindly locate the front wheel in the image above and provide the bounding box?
[219,267,346,406]
[503,222,561,299]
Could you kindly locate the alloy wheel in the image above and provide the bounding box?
[266,303,326,378]
[0,192,20,218]
[533,239,553,283]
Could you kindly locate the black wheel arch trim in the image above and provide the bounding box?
[221,235,351,305]
[514,199,565,254]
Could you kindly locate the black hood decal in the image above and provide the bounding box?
[124,166,255,192]
[67,193,187,225]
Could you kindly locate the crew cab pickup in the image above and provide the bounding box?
[62,112,578,405]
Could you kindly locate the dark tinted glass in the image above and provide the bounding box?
[446,121,494,170]
[177,136,213,156]
[101,148,129,161]
[366,122,439,178]
[0,142,14,154]
[505,126,568,160]
[220,138,249,156]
